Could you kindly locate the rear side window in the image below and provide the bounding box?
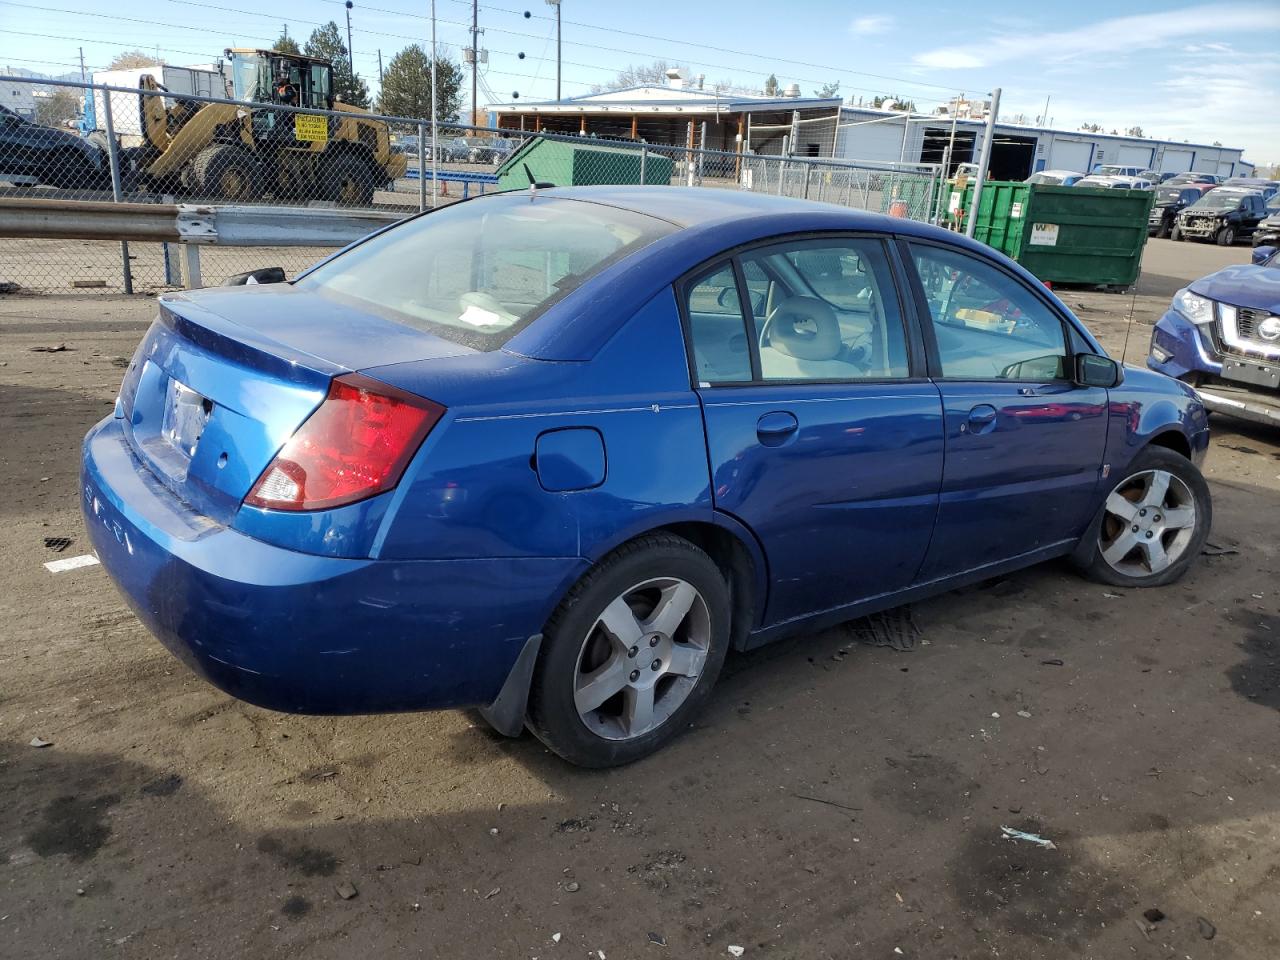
[741,239,910,381]
[296,196,674,350]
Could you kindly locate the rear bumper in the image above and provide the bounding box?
[81,417,585,714]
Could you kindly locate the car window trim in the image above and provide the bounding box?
[896,236,1091,385]
[674,231,929,389]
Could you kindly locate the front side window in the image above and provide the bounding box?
[297,196,673,350]
[740,239,910,381]
[910,244,1069,381]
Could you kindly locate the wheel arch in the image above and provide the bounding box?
[1145,428,1191,461]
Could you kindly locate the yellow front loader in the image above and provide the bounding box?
[131,49,405,205]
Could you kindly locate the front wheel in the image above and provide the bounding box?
[1171,225,1183,241]
[1217,225,1236,246]
[1074,447,1211,588]
[527,534,731,767]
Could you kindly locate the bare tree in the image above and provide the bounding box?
[591,59,689,93]
[108,50,164,70]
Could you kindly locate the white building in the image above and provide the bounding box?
[2,73,37,119]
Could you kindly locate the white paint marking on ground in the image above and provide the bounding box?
[44,554,100,574]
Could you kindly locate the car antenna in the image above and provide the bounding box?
[525,163,554,199]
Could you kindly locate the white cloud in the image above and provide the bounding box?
[851,15,893,35]
[912,2,1280,70]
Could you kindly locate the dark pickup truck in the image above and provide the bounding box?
[1174,189,1268,245]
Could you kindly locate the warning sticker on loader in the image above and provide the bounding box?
[294,115,329,142]
[1029,223,1059,246]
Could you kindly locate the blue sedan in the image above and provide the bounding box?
[82,187,1212,766]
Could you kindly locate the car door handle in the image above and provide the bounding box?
[966,404,998,427]
[756,411,799,444]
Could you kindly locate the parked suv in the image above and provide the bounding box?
[0,104,108,189]
[1149,245,1280,427]
[1149,184,1211,238]
[1174,189,1267,244]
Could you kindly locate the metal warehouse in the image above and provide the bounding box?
[488,76,1251,178]
[838,106,1252,179]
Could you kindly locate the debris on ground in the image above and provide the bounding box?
[1016,709,1032,718]
[30,343,70,353]
[1197,917,1217,940]
[43,537,73,553]
[551,933,561,943]
[727,947,745,958]
[792,793,861,813]
[564,881,580,893]
[29,736,52,748]
[1202,542,1240,557]
[1000,825,1056,849]
[647,932,667,946]
[846,608,921,652]
[483,887,500,900]
[1142,907,1165,923]
[1041,658,1064,666]
[335,881,358,900]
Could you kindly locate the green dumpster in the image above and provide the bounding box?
[945,181,1154,288]
[496,137,674,190]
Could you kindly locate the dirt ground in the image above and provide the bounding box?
[1,238,1277,960]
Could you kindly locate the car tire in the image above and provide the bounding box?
[1073,446,1211,588]
[1217,225,1236,246]
[193,145,260,201]
[1171,225,1183,241]
[1155,220,1170,240]
[526,534,731,767]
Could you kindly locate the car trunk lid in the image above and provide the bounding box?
[118,285,474,523]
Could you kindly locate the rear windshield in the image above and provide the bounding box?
[296,195,674,349]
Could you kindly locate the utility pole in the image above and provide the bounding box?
[344,1,355,94]
[965,87,1001,239]
[545,0,561,101]
[377,48,383,86]
[470,0,479,125]
[431,0,438,204]
[78,47,86,84]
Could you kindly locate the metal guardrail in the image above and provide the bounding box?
[0,198,404,287]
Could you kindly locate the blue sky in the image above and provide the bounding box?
[3,0,1278,161]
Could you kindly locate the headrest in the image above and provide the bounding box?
[769,296,842,361]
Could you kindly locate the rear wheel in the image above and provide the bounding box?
[1217,225,1236,246]
[1155,218,1171,240]
[323,152,378,206]
[193,145,260,201]
[527,534,731,767]
[1074,447,1211,588]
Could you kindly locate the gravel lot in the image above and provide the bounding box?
[1,238,1277,960]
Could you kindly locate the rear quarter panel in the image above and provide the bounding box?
[370,289,716,562]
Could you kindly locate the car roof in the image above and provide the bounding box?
[532,185,924,231]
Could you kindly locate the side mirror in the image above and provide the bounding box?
[1075,353,1123,388]
[716,286,742,312]
[222,267,287,286]
[1252,246,1276,265]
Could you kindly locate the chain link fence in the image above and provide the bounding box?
[1,75,942,294]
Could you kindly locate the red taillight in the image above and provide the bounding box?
[244,373,444,512]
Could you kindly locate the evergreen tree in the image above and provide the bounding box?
[304,21,370,108]
[377,45,464,121]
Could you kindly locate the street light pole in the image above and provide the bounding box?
[545,0,561,101]
[344,1,355,94]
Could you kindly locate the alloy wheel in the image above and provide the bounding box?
[573,577,711,741]
[1099,469,1197,577]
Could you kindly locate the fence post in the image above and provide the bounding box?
[181,245,202,290]
[686,122,695,187]
[698,121,707,185]
[779,136,789,196]
[639,145,647,184]
[966,88,1002,239]
[417,122,427,212]
[100,92,133,294]
[803,163,812,200]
